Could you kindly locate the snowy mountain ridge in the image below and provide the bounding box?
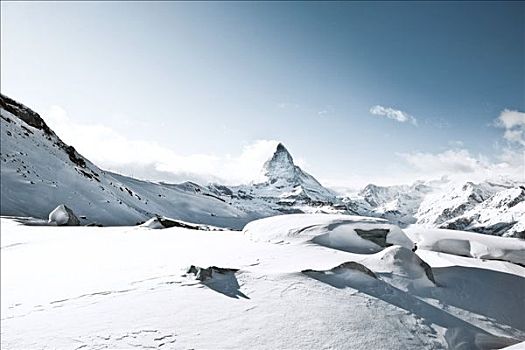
[350,179,525,237]
[1,93,523,237]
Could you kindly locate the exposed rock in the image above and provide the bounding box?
[330,261,378,278]
[0,94,53,135]
[186,265,239,281]
[354,228,393,248]
[303,261,377,279]
[140,215,226,231]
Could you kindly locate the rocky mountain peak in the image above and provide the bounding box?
[262,143,296,180]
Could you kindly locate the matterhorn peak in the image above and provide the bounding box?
[268,143,294,164]
[262,142,296,181]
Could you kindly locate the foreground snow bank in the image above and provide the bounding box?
[243,214,413,253]
[369,246,435,285]
[405,226,525,266]
[2,217,524,350]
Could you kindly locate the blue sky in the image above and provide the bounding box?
[1,1,524,188]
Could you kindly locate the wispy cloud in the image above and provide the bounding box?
[277,102,300,109]
[397,149,485,174]
[369,105,417,126]
[45,105,282,185]
[317,105,334,118]
[395,147,524,184]
[494,109,525,146]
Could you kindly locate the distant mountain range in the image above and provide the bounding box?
[1,94,523,237]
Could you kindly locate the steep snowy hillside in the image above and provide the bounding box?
[0,94,255,228]
[2,216,524,349]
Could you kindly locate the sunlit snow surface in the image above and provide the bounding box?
[1,215,524,349]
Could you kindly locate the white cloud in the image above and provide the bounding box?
[318,110,329,117]
[495,109,525,146]
[396,148,523,183]
[398,149,482,174]
[44,105,523,191]
[277,102,300,109]
[45,106,280,185]
[370,105,417,126]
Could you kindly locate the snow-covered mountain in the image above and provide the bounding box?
[345,181,436,226]
[257,142,336,203]
[0,94,344,228]
[1,93,523,237]
[349,179,525,238]
[419,182,525,238]
[207,143,342,216]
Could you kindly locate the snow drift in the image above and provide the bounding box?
[405,226,525,266]
[243,213,414,253]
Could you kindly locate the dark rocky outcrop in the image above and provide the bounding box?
[354,228,393,248]
[186,265,239,282]
[0,94,53,135]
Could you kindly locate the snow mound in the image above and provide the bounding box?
[405,226,525,266]
[243,214,413,253]
[48,204,80,226]
[139,215,226,231]
[373,246,435,284]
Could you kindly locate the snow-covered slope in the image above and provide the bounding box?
[0,94,256,229]
[2,216,524,349]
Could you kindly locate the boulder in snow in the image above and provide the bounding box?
[48,204,80,226]
[303,261,377,279]
[186,265,239,282]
